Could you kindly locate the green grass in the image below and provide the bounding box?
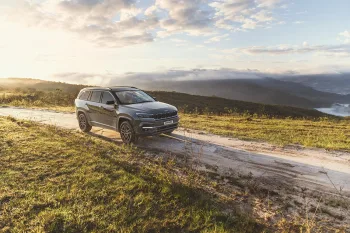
[0,89,77,112]
[180,114,350,151]
[0,116,262,232]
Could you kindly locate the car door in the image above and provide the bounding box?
[86,91,102,124]
[98,91,118,129]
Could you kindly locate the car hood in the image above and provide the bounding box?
[120,101,177,114]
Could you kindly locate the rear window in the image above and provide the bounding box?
[90,91,102,103]
[78,91,91,100]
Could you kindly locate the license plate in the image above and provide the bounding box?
[164,120,173,125]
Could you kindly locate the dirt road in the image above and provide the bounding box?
[1,106,350,197]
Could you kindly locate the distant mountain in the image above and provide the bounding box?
[247,78,350,106]
[136,79,317,108]
[280,73,350,95]
[149,91,333,119]
[0,78,86,94]
[135,78,350,108]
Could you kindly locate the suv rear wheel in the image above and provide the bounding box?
[78,113,92,132]
[120,121,137,144]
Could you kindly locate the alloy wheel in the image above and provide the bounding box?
[120,121,135,144]
[79,114,87,130]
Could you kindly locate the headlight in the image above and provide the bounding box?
[136,113,154,118]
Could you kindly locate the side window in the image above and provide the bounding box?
[101,92,115,104]
[79,91,90,100]
[90,91,102,103]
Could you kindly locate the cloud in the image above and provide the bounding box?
[53,67,350,87]
[339,30,350,44]
[118,68,270,82]
[53,72,109,85]
[7,0,216,43]
[256,0,281,8]
[209,0,280,30]
[53,68,272,85]
[251,10,274,22]
[151,0,214,37]
[1,0,345,53]
[58,0,134,16]
[144,5,158,16]
[241,18,258,29]
[205,33,229,43]
[223,43,350,57]
[5,0,158,47]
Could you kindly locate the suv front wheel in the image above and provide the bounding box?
[120,121,137,144]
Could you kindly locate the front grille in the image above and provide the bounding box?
[153,111,178,119]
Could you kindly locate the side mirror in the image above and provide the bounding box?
[153,97,157,101]
[106,100,115,105]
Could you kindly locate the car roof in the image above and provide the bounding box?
[83,86,139,92]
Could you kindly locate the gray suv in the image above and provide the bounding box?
[75,87,179,144]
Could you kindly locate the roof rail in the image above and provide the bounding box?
[110,86,138,89]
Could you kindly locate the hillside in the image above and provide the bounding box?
[0,78,87,93]
[281,73,350,95]
[0,78,333,119]
[116,78,350,108]
[137,79,319,108]
[248,78,350,106]
[149,91,333,118]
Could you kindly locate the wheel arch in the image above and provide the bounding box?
[76,109,91,123]
[117,116,133,132]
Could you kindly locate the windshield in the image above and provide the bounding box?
[115,90,155,105]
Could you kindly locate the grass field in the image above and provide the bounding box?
[181,114,350,151]
[1,117,348,232]
[0,116,262,232]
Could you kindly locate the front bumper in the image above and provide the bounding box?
[135,116,179,135]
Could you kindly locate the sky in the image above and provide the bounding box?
[0,0,349,85]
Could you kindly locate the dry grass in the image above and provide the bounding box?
[0,116,261,232]
[1,117,349,232]
[180,114,350,151]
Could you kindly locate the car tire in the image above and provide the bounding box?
[78,113,92,132]
[120,121,137,144]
